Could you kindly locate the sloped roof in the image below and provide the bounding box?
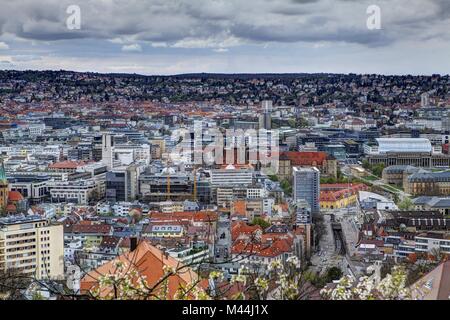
[65,223,113,234]
[150,211,218,223]
[231,237,293,258]
[8,190,24,202]
[231,221,262,241]
[411,261,450,300]
[48,160,87,169]
[80,240,207,299]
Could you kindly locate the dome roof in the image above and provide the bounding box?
[8,191,24,202]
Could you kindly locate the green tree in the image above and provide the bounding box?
[372,163,385,177]
[287,118,297,128]
[398,197,413,210]
[362,160,370,170]
[251,217,270,229]
[280,179,292,196]
[325,267,343,283]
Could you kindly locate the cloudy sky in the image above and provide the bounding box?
[1,0,450,75]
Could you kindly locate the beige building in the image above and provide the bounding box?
[150,138,166,159]
[0,216,64,280]
[405,171,450,196]
[278,151,337,182]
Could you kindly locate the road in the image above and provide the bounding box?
[320,204,361,257]
[309,214,343,274]
[340,215,359,257]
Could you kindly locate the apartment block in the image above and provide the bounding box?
[0,215,64,280]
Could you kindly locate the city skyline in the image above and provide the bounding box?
[1,0,450,304]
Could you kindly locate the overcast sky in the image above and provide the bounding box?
[1,0,450,75]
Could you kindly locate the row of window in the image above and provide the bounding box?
[6,232,36,239]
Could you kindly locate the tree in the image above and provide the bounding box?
[251,217,270,229]
[280,179,292,196]
[321,266,411,300]
[398,197,413,210]
[325,267,343,283]
[362,160,370,170]
[287,118,297,128]
[0,270,32,300]
[372,163,385,177]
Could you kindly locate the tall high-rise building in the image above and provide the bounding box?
[442,114,450,135]
[0,215,64,280]
[293,167,320,215]
[421,93,430,108]
[259,100,272,130]
[102,133,114,170]
[262,100,273,113]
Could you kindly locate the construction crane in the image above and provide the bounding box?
[167,175,171,201]
[193,168,197,201]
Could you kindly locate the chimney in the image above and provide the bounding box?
[130,237,138,252]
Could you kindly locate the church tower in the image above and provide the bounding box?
[102,133,114,170]
[0,159,8,210]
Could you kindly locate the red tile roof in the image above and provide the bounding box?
[5,204,17,212]
[65,223,113,234]
[49,160,87,169]
[231,221,262,241]
[80,240,207,299]
[150,211,218,223]
[8,190,24,202]
[320,184,368,202]
[231,237,293,258]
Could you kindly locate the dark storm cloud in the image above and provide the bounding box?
[0,0,449,48]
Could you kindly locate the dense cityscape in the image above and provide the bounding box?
[0,70,449,301]
[2,0,450,307]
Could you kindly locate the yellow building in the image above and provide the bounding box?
[320,193,358,209]
[320,183,368,210]
[159,201,184,213]
[84,235,104,248]
[0,216,64,280]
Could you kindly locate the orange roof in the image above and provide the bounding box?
[49,160,87,169]
[80,241,207,299]
[66,223,113,234]
[279,203,289,211]
[320,184,367,202]
[5,204,17,212]
[232,200,247,217]
[320,183,367,190]
[150,211,218,223]
[231,238,293,258]
[231,221,262,241]
[8,190,24,202]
